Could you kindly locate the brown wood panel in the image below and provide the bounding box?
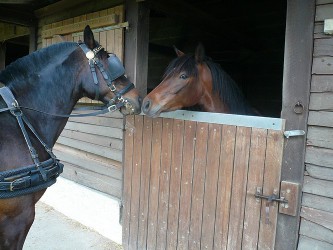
[227,127,251,250]
[188,122,209,250]
[156,118,173,249]
[177,120,197,250]
[137,116,153,250]
[242,128,268,249]
[258,130,284,249]
[200,124,221,249]
[146,118,163,249]
[214,125,236,250]
[123,115,285,249]
[122,115,135,249]
[128,115,144,250]
[166,119,184,249]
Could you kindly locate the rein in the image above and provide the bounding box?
[0,42,134,198]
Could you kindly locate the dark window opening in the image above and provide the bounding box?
[147,1,287,118]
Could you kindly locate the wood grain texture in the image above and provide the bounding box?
[258,130,284,250]
[214,125,236,250]
[122,115,135,249]
[227,127,251,250]
[188,122,209,250]
[242,128,268,249]
[128,115,144,250]
[137,116,153,250]
[166,119,184,249]
[177,120,196,250]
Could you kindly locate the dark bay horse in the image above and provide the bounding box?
[142,44,257,117]
[0,26,141,249]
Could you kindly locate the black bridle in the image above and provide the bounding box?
[0,43,135,198]
[78,42,135,114]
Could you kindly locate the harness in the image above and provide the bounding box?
[0,43,134,199]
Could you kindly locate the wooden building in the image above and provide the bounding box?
[0,0,332,249]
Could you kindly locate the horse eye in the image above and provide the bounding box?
[179,74,188,79]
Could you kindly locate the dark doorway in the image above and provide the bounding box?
[147,1,287,118]
[5,35,29,67]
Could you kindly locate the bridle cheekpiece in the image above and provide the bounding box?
[78,42,135,113]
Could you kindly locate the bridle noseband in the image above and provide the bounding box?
[78,43,135,113]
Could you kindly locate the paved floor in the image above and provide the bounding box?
[24,202,123,250]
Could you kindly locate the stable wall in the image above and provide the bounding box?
[35,0,126,200]
[299,0,333,248]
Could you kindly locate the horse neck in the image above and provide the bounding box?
[8,50,82,146]
[197,63,230,113]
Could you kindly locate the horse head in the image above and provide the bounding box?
[78,25,141,115]
[142,44,214,117]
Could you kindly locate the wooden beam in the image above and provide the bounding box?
[0,0,34,3]
[41,14,119,38]
[0,7,35,26]
[0,22,30,42]
[277,0,315,249]
[124,0,149,97]
[0,43,5,70]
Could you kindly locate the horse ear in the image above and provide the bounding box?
[195,43,205,63]
[84,25,96,49]
[173,45,185,57]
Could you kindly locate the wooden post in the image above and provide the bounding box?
[124,0,149,98]
[29,25,37,53]
[278,0,315,249]
[0,42,6,71]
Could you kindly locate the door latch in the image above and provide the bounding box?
[255,187,288,224]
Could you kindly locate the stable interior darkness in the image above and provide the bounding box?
[146,0,287,118]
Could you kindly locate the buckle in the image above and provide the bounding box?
[9,176,30,191]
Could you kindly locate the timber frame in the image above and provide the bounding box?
[278,0,315,249]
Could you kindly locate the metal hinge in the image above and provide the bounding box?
[284,130,305,138]
[254,181,300,224]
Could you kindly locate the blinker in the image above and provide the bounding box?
[108,54,125,82]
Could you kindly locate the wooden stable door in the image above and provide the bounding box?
[122,111,285,250]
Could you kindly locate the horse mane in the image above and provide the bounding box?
[164,54,254,115]
[0,42,78,85]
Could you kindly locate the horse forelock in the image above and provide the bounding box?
[163,54,198,80]
[0,42,78,86]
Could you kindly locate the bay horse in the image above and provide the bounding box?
[142,44,257,117]
[0,25,141,249]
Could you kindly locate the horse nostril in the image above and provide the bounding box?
[143,99,151,112]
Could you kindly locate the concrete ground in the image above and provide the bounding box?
[22,177,123,250]
[24,202,123,250]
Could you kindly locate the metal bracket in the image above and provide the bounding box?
[284,130,305,138]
